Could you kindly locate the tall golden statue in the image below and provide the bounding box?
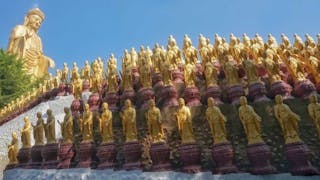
[274,95,301,144]
[146,99,164,143]
[107,54,119,93]
[204,61,218,87]
[100,102,113,143]
[7,132,19,164]
[224,55,240,86]
[175,98,195,144]
[263,51,282,84]
[308,94,320,138]
[44,109,56,144]
[20,116,32,148]
[242,53,260,85]
[206,97,228,144]
[71,62,79,83]
[61,63,69,83]
[72,72,83,100]
[122,66,133,91]
[139,57,152,88]
[184,63,196,87]
[91,61,103,93]
[238,96,264,145]
[82,60,91,81]
[161,58,173,86]
[58,107,74,144]
[79,104,93,142]
[120,99,138,142]
[33,112,45,145]
[7,8,54,78]
[183,34,198,65]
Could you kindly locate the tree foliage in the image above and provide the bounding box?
[0,49,41,108]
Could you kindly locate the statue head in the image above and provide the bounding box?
[148,99,156,108]
[275,95,283,104]
[125,99,132,108]
[24,116,30,123]
[37,112,42,118]
[178,98,185,107]
[47,109,52,116]
[12,132,17,139]
[102,102,109,110]
[309,94,318,103]
[207,97,214,107]
[239,96,247,106]
[84,103,90,111]
[24,8,45,31]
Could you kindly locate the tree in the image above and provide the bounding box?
[0,49,41,108]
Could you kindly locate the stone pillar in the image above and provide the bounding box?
[178,143,201,173]
[96,143,117,169]
[29,145,44,168]
[227,85,245,104]
[17,147,31,168]
[123,141,141,170]
[212,142,238,174]
[150,142,172,171]
[76,142,95,168]
[42,143,59,169]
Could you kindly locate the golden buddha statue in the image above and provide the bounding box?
[161,57,173,86]
[274,95,301,144]
[20,116,31,148]
[107,54,119,93]
[58,107,74,144]
[71,62,79,83]
[122,66,133,91]
[82,60,91,81]
[91,61,103,93]
[122,49,133,70]
[284,51,306,82]
[242,52,260,85]
[308,94,320,138]
[7,8,54,78]
[72,72,83,100]
[238,96,264,145]
[224,55,240,86]
[304,50,320,83]
[99,102,113,143]
[120,99,138,142]
[139,56,152,88]
[263,51,282,84]
[198,34,211,65]
[167,35,182,69]
[152,43,163,73]
[7,132,18,164]
[61,63,69,83]
[44,109,56,144]
[204,61,218,87]
[184,62,196,87]
[175,98,195,144]
[183,34,198,65]
[229,34,242,63]
[130,47,138,68]
[206,97,228,144]
[33,112,45,145]
[79,104,93,142]
[146,99,164,143]
[53,70,61,88]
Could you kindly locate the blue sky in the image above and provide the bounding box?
[1,0,320,73]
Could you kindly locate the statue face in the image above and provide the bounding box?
[26,14,43,31]
[178,98,185,107]
[309,94,317,103]
[275,95,283,104]
[103,102,109,110]
[64,107,69,113]
[84,104,89,111]
[239,96,247,106]
[207,98,214,107]
[149,100,155,108]
[37,112,42,118]
[125,99,131,108]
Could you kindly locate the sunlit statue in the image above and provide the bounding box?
[206,97,227,144]
[107,54,119,93]
[175,98,195,144]
[91,60,103,93]
[274,95,301,144]
[167,35,182,69]
[152,43,163,73]
[79,104,93,142]
[284,51,306,82]
[139,57,152,88]
[20,116,31,148]
[33,112,45,145]
[58,107,73,144]
[71,62,79,83]
[308,94,320,138]
[204,61,218,87]
[122,66,134,91]
[72,72,83,100]
[183,34,198,65]
[120,99,138,142]
[61,63,69,83]
[242,52,260,85]
[7,8,55,78]
[238,96,264,145]
[146,99,164,143]
[161,57,173,86]
[7,132,18,164]
[263,51,282,84]
[44,109,56,144]
[82,60,91,81]
[184,63,196,87]
[224,55,240,86]
[99,102,113,143]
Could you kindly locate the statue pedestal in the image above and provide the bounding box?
[205,86,223,105]
[42,143,59,169]
[138,88,155,110]
[285,142,319,175]
[212,142,238,174]
[227,85,245,104]
[57,83,67,96]
[17,147,31,168]
[269,81,292,99]
[29,145,44,169]
[71,99,83,116]
[121,89,136,107]
[172,69,184,84]
[150,142,172,171]
[247,143,276,175]
[123,141,141,170]
[82,80,90,92]
[96,143,117,169]
[104,92,120,112]
[248,82,269,102]
[183,86,201,106]
[160,86,178,108]
[178,143,201,173]
[293,80,316,99]
[76,142,95,168]
[88,93,101,111]
[58,143,74,169]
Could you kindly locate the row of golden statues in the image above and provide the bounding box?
[7,94,320,165]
